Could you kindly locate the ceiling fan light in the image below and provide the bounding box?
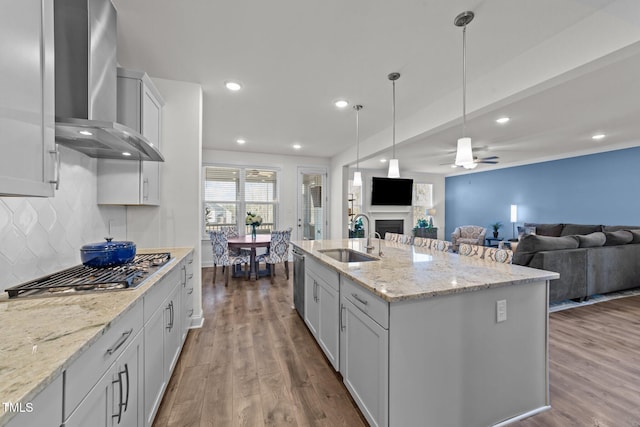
[455,137,474,166]
[353,171,362,187]
[388,158,400,178]
[463,162,478,169]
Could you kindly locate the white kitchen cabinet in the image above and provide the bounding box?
[304,257,340,371]
[4,375,62,427]
[65,330,143,427]
[181,254,195,342]
[143,264,182,427]
[98,68,164,205]
[340,277,389,427]
[0,0,57,197]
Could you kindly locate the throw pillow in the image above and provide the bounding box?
[518,225,537,239]
[525,223,564,237]
[576,232,606,248]
[512,234,579,266]
[560,224,603,236]
[628,229,640,244]
[560,224,602,236]
[603,230,634,246]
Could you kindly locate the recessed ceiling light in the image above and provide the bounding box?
[236,138,246,144]
[79,130,93,136]
[334,99,349,108]
[592,133,605,140]
[293,144,302,150]
[225,81,242,91]
[380,158,387,163]
[122,152,132,157]
[496,117,510,124]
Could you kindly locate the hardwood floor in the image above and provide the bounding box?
[155,268,640,427]
[152,267,367,427]
[517,296,640,427]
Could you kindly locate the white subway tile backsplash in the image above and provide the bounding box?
[0,203,9,230]
[0,146,126,293]
[1,226,26,264]
[15,201,38,236]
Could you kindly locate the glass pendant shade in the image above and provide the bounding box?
[353,171,362,187]
[353,104,363,187]
[387,72,401,178]
[455,137,474,167]
[387,159,400,178]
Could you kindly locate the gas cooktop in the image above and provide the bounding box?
[5,253,171,299]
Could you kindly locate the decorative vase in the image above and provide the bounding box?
[493,231,499,238]
[251,225,257,240]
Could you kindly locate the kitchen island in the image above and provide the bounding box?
[0,247,194,427]
[292,238,559,427]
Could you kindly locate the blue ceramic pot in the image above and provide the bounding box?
[80,238,136,267]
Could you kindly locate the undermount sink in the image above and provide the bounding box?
[318,248,379,263]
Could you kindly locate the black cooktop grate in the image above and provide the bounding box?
[5,253,171,299]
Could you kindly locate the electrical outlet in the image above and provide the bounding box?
[496,299,507,323]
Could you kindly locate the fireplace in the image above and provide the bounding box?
[375,219,404,237]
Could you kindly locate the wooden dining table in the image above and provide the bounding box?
[227,234,272,279]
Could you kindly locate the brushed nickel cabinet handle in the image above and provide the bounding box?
[106,328,133,355]
[48,145,60,190]
[352,293,368,306]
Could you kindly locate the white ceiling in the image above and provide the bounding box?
[112,0,640,175]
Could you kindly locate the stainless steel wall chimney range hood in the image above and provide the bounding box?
[54,0,163,162]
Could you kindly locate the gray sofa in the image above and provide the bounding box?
[512,223,640,303]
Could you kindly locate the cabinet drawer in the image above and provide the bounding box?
[65,300,143,415]
[307,256,339,292]
[341,276,389,329]
[144,262,180,323]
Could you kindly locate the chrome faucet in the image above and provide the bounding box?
[352,213,374,251]
[371,232,384,257]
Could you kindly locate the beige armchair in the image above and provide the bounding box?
[451,225,487,251]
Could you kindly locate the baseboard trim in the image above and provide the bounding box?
[493,405,551,426]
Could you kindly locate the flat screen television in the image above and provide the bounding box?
[371,177,413,206]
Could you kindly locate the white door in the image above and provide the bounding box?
[297,168,327,241]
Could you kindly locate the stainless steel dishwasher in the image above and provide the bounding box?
[292,246,305,317]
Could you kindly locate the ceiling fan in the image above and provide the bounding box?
[441,155,500,169]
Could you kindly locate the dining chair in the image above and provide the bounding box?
[385,232,399,242]
[210,230,250,286]
[255,229,291,283]
[397,234,414,245]
[458,243,513,263]
[415,238,452,252]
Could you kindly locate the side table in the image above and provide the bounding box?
[485,237,504,247]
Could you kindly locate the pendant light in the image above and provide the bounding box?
[387,72,401,178]
[353,105,363,187]
[454,11,475,169]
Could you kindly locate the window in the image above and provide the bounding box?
[204,166,278,235]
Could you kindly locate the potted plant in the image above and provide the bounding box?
[350,217,364,238]
[491,221,502,238]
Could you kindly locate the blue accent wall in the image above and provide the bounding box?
[445,146,640,240]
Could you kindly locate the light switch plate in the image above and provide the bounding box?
[496,299,507,323]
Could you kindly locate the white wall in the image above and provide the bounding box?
[0,147,126,292]
[200,149,330,267]
[126,78,204,325]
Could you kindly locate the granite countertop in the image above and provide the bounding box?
[0,247,193,424]
[292,239,558,302]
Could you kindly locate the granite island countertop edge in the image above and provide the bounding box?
[292,239,559,302]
